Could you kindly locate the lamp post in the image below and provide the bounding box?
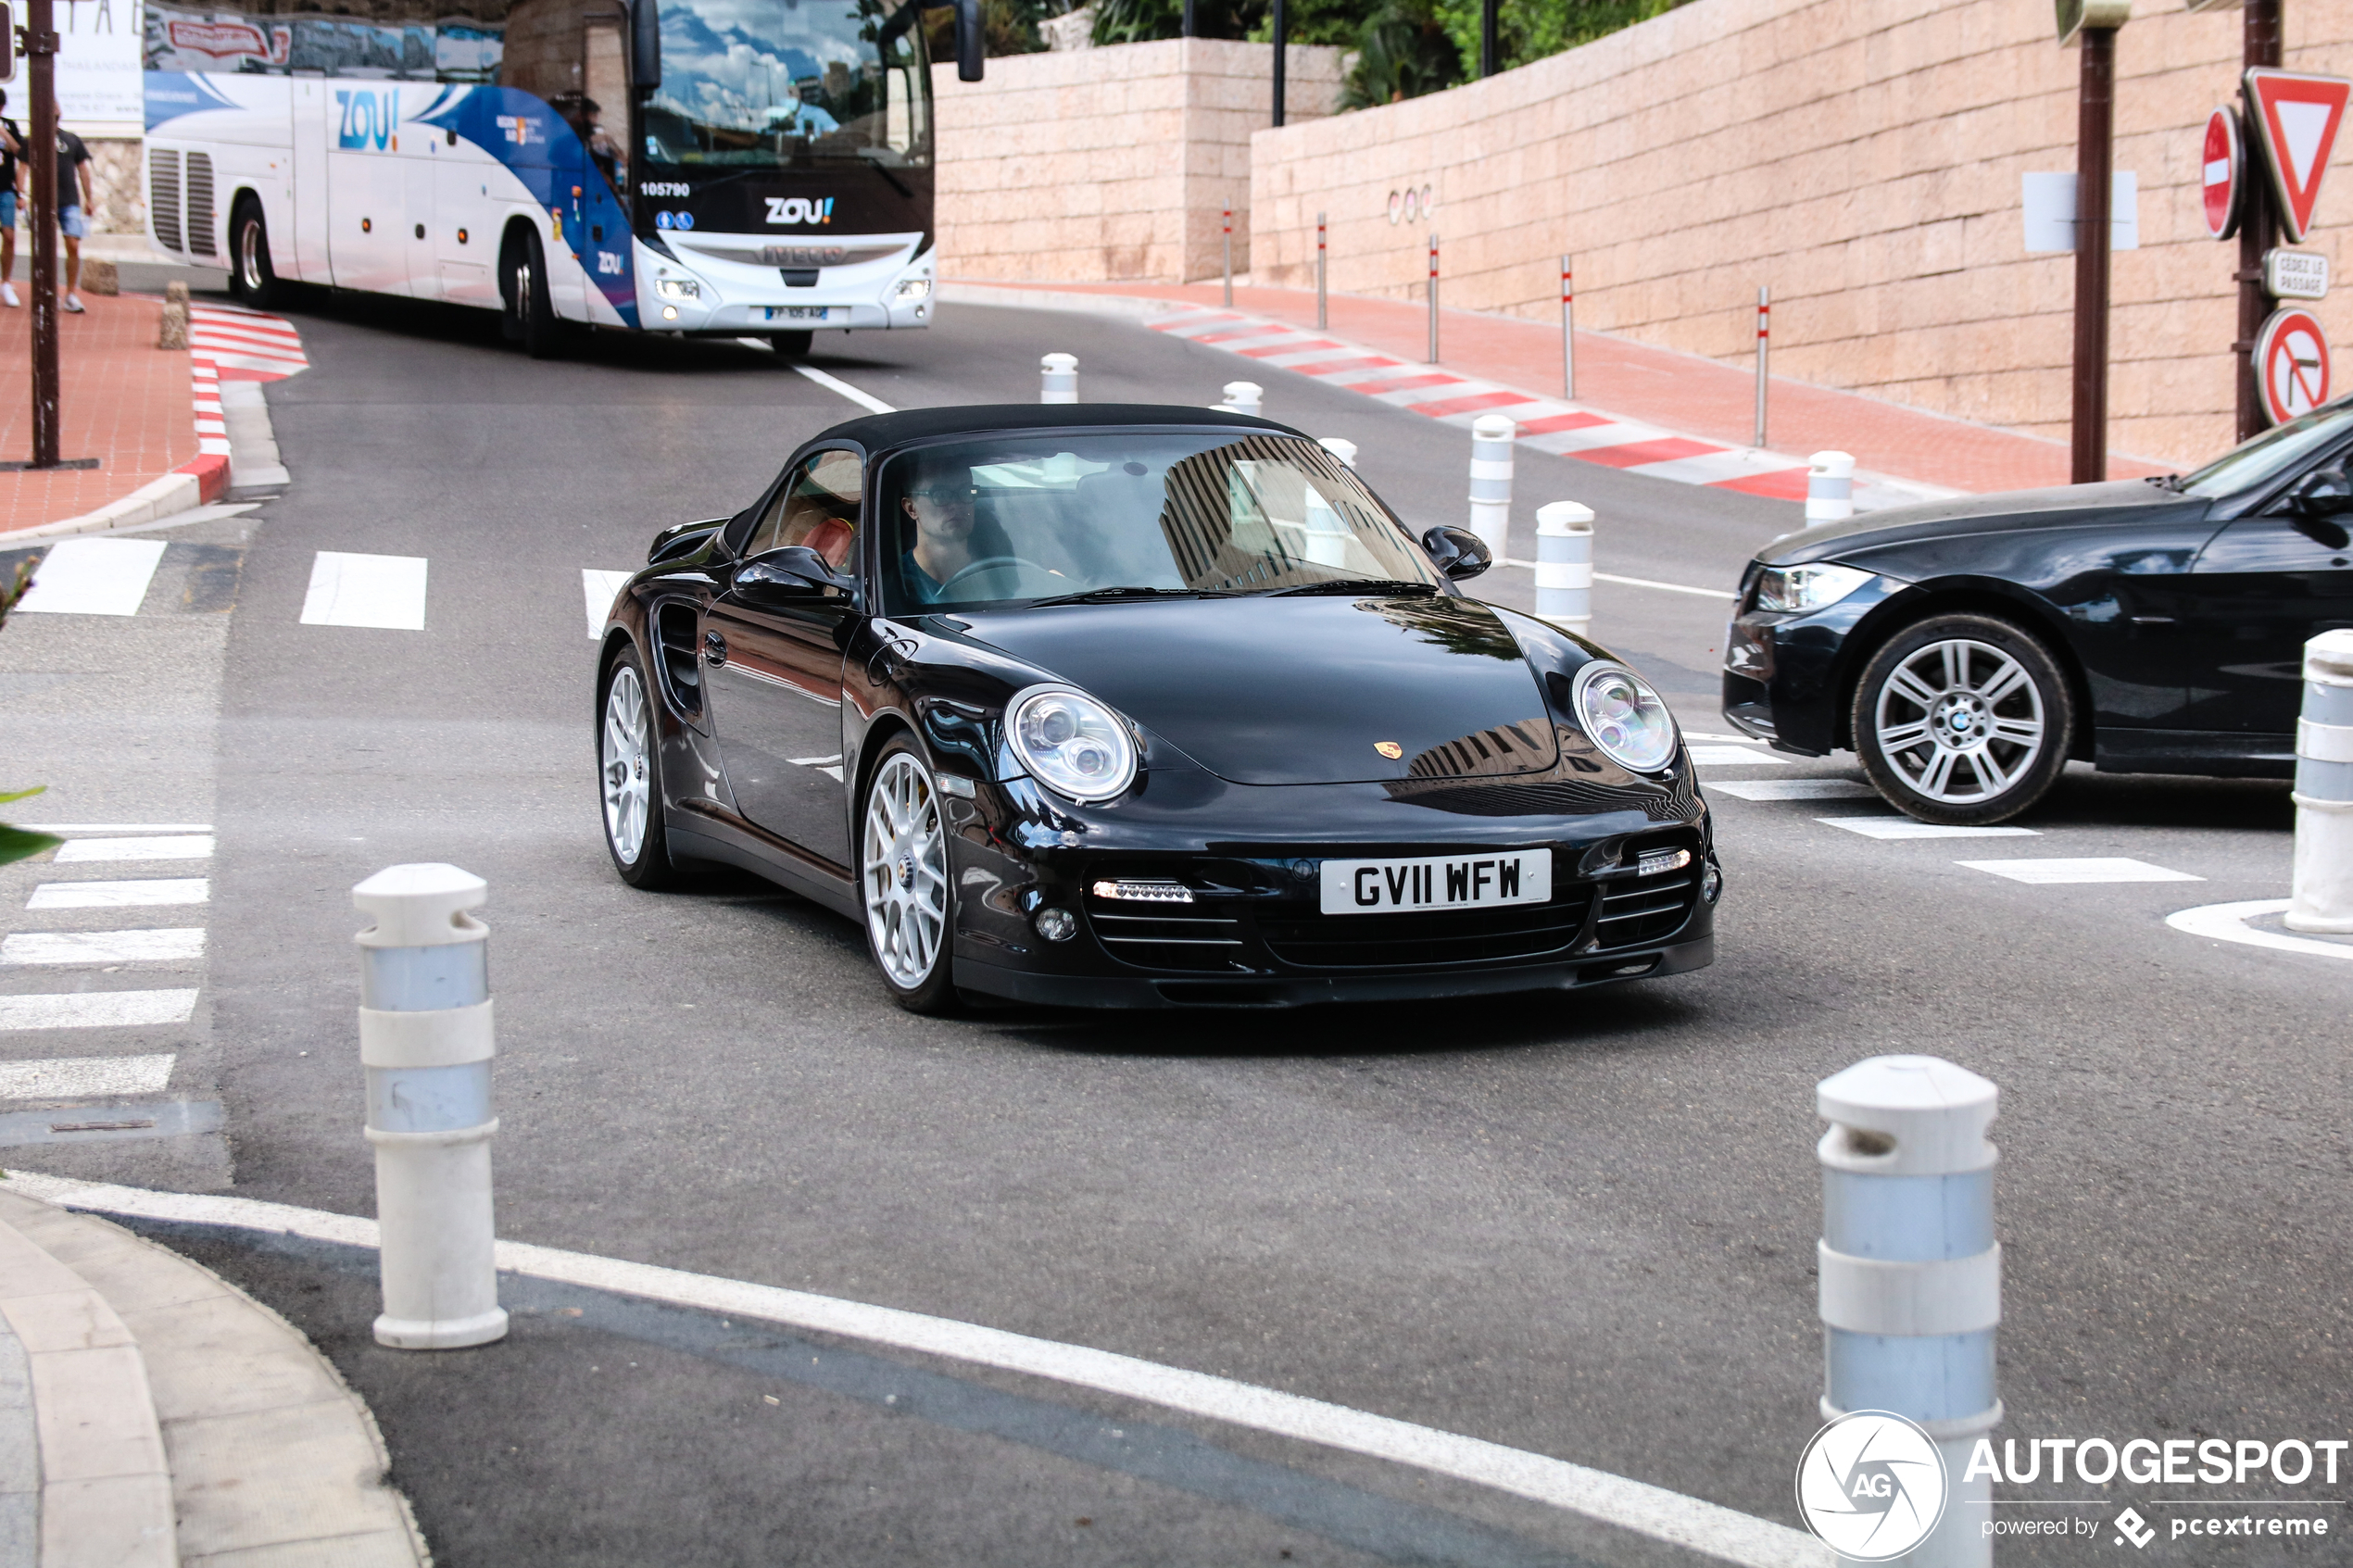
[25,0,62,469]
[2061,0,2131,485]
[2237,0,2284,440]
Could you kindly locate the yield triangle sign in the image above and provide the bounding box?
[2246,69,2352,242]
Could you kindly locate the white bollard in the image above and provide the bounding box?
[1317,436,1357,469]
[1806,450,1856,525]
[1039,352,1077,404]
[1217,381,1263,417]
[2287,629,2353,933]
[1533,501,1592,635]
[1816,1055,1999,1568]
[1467,414,1516,560]
[355,863,508,1351]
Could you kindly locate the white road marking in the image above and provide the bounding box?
[1958,858,2203,885]
[53,835,214,864]
[12,824,213,834]
[300,552,429,630]
[0,1174,1831,1568]
[786,753,847,780]
[791,363,897,415]
[583,569,635,640]
[27,880,210,909]
[2166,898,2353,962]
[0,990,200,1031]
[2,930,207,966]
[1689,746,1789,767]
[1818,817,2039,840]
[13,537,170,617]
[1499,562,1738,599]
[1706,779,1877,801]
[0,1054,177,1100]
[1678,732,1766,744]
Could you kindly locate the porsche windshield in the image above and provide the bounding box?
[875,433,1445,614]
[644,0,930,168]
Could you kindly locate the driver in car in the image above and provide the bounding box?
[900,466,981,604]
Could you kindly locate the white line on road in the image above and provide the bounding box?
[53,835,214,864]
[1958,858,2203,885]
[300,552,429,630]
[1500,561,1738,600]
[582,569,635,640]
[2,930,208,966]
[12,824,213,834]
[2166,898,2353,962]
[5,1174,1830,1568]
[27,880,210,909]
[13,537,170,617]
[1706,779,1876,802]
[791,362,898,415]
[1689,746,1789,767]
[1817,817,2039,841]
[0,1054,177,1099]
[0,990,200,1031]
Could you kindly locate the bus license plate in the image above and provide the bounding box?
[1318,850,1551,915]
[766,307,837,321]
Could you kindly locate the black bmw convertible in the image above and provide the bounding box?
[595,405,1718,1010]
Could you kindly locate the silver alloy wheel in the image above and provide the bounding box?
[1872,637,2045,805]
[601,663,651,865]
[514,260,534,323]
[238,219,264,293]
[862,752,948,989]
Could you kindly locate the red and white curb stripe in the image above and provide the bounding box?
[1148,308,1945,509]
[180,304,308,498]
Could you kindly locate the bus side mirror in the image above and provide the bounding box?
[631,0,661,90]
[955,0,983,81]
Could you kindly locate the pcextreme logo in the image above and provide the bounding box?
[1795,1411,1948,1562]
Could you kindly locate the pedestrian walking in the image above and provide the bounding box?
[0,92,22,309]
[54,122,94,313]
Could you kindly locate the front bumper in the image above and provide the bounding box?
[1720,575,1908,757]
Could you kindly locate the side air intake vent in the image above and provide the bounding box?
[149,149,182,253]
[184,152,217,257]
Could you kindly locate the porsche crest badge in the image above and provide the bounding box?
[1374,741,1403,759]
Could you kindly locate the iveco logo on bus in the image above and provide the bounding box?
[335,89,397,150]
[765,197,836,227]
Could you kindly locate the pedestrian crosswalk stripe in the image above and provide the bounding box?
[12,824,213,834]
[1688,746,1789,766]
[13,538,170,617]
[1957,858,2203,884]
[1817,817,2039,840]
[583,569,635,640]
[53,835,215,864]
[0,990,201,1031]
[0,1053,177,1099]
[3,930,208,966]
[1706,779,1876,801]
[27,880,210,909]
[301,551,429,630]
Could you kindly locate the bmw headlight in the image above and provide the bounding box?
[1009,685,1138,803]
[1753,562,1872,612]
[1572,662,1679,773]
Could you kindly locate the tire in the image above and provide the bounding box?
[229,197,283,308]
[770,331,813,359]
[598,648,690,888]
[1852,613,2074,825]
[859,735,959,1014]
[503,227,565,359]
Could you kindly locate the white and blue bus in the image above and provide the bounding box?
[142,0,980,356]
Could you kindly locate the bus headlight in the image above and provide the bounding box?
[893,277,932,301]
[654,277,702,301]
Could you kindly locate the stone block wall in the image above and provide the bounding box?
[1248,0,2353,465]
[934,38,1345,283]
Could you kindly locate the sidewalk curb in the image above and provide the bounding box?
[0,1185,432,1567]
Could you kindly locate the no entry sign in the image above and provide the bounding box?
[2245,69,2353,244]
[2256,307,2332,426]
[2203,106,2243,240]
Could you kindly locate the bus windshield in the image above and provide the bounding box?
[644,0,931,169]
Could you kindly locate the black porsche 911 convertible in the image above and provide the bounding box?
[595,404,1719,1010]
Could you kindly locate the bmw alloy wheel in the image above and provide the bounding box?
[601,662,652,865]
[862,751,948,989]
[1871,637,2045,806]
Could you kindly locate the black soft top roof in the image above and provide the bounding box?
[808,402,1306,453]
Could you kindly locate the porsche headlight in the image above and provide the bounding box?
[1572,662,1679,773]
[1009,685,1138,803]
[1753,562,1871,613]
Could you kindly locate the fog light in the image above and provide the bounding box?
[1702,862,1723,903]
[661,305,678,320]
[1635,847,1692,878]
[1034,907,1077,942]
[1090,879,1192,903]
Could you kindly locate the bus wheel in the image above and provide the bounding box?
[504,229,565,359]
[230,197,283,308]
[770,331,813,359]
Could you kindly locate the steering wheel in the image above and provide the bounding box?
[937,555,1057,598]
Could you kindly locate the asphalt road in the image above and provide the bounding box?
[2,283,2347,1567]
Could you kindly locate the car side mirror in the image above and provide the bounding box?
[1420,524,1491,581]
[733,546,852,606]
[2293,467,2353,518]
